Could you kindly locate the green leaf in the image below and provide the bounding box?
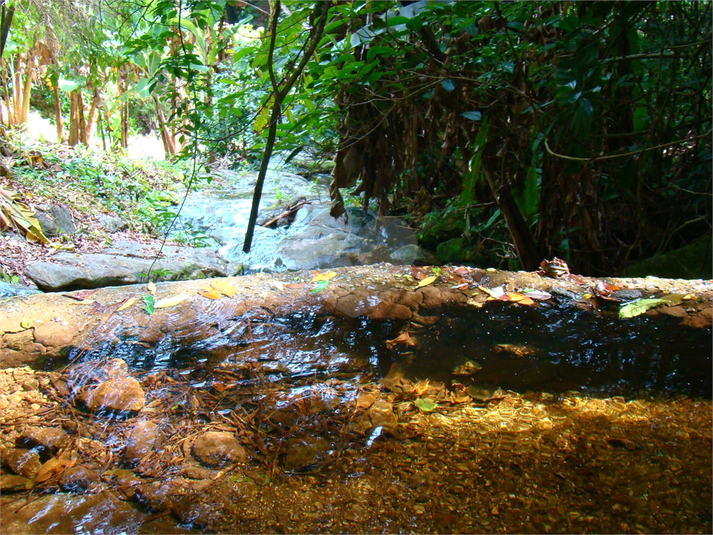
[619,298,667,319]
[311,280,330,294]
[414,397,438,412]
[441,79,456,92]
[460,111,482,121]
[142,294,155,315]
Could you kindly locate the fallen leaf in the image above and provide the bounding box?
[385,332,416,350]
[523,289,552,301]
[198,288,223,300]
[619,298,667,319]
[271,281,285,291]
[116,297,137,312]
[285,283,306,289]
[20,317,32,329]
[416,275,437,288]
[478,285,505,299]
[63,289,98,301]
[147,281,157,296]
[661,294,685,306]
[311,280,329,294]
[34,455,75,484]
[154,293,191,309]
[414,397,438,412]
[210,279,236,297]
[506,293,536,306]
[311,271,337,282]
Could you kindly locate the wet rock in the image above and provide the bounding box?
[98,214,127,233]
[17,426,69,457]
[192,431,247,467]
[1,447,42,478]
[86,377,145,413]
[134,481,173,511]
[0,473,29,492]
[58,465,98,492]
[366,400,398,429]
[283,437,333,472]
[171,493,223,529]
[0,491,143,535]
[452,360,483,376]
[124,420,160,465]
[467,384,506,403]
[176,465,218,480]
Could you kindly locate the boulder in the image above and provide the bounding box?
[86,377,145,413]
[192,431,247,467]
[35,205,76,237]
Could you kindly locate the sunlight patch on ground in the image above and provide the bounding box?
[22,110,165,160]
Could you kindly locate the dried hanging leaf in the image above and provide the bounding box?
[416,275,437,288]
[311,271,337,282]
[154,293,191,309]
[210,279,236,297]
[198,288,223,300]
[385,332,416,350]
[619,298,667,319]
[116,297,137,312]
[147,281,157,296]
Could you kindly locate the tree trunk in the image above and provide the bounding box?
[152,94,177,158]
[68,90,87,146]
[52,79,64,142]
[85,87,100,142]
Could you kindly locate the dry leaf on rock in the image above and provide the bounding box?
[416,275,437,288]
[147,281,157,296]
[154,293,191,309]
[311,271,337,282]
[116,297,137,312]
[198,288,223,300]
[210,279,236,297]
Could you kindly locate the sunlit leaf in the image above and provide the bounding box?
[478,285,505,299]
[507,293,536,306]
[619,298,667,319]
[311,280,329,294]
[154,293,191,309]
[20,317,32,329]
[116,297,137,312]
[311,271,337,282]
[210,279,236,297]
[414,397,438,412]
[147,281,157,296]
[417,275,437,288]
[198,288,223,300]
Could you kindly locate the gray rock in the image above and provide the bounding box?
[24,242,232,291]
[0,281,41,297]
[192,431,247,467]
[98,214,128,233]
[36,205,76,237]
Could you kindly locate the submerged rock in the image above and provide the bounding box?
[86,377,145,413]
[283,437,333,471]
[58,465,98,492]
[124,420,160,465]
[192,431,247,467]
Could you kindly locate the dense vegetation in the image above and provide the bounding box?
[1,0,710,276]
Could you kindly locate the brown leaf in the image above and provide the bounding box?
[385,332,416,350]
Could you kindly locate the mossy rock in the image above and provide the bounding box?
[625,235,712,279]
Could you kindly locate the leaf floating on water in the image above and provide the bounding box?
[116,297,137,312]
[147,281,157,296]
[416,275,437,288]
[619,298,667,319]
[385,332,416,350]
[198,288,223,300]
[154,293,191,309]
[142,294,155,315]
[414,397,438,412]
[311,271,337,282]
[311,280,329,294]
[210,279,236,297]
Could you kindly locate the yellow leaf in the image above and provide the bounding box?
[116,297,137,312]
[210,279,236,297]
[76,299,96,305]
[154,293,191,309]
[682,293,695,300]
[416,275,437,288]
[147,281,157,296]
[311,271,337,282]
[20,317,32,329]
[198,288,223,300]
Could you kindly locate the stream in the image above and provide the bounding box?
[169,166,423,272]
[1,293,711,534]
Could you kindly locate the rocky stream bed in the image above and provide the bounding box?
[0,265,711,534]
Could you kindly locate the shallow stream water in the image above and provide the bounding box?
[1,302,711,534]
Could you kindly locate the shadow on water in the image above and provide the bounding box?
[65,301,712,400]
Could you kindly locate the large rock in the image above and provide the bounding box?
[35,205,76,237]
[192,431,247,467]
[86,377,145,413]
[24,239,237,291]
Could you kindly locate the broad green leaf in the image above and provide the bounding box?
[142,295,155,315]
[619,298,667,319]
[441,79,456,92]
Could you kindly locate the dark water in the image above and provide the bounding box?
[65,301,712,399]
